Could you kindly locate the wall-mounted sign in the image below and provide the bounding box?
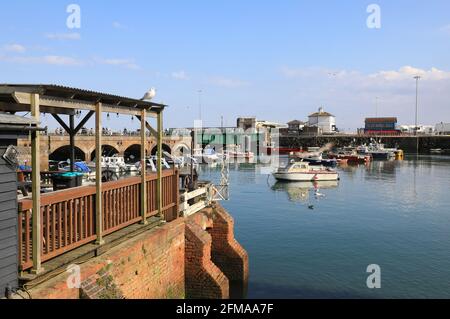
[2,145,19,168]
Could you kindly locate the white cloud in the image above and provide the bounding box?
[0,53,142,70]
[209,76,250,88]
[2,44,26,53]
[278,65,450,127]
[439,24,450,34]
[370,66,450,81]
[171,71,189,80]
[97,58,140,70]
[281,65,450,82]
[112,22,127,29]
[45,32,81,40]
[0,55,83,66]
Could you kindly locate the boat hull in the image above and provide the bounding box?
[328,154,371,164]
[273,171,339,182]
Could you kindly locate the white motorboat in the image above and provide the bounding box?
[273,161,339,182]
[193,147,222,165]
[87,156,128,181]
[135,156,171,172]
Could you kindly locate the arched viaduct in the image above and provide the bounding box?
[17,134,192,170]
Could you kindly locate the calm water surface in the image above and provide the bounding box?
[199,155,450,299]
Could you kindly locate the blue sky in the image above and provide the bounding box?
[1,0,450,131]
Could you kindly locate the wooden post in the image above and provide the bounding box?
[175,168,180,220]
[31,93,43,274]
[95,103,104,245]
[69,114,75,172]
[140,109,147,225]
[157,111,163,218]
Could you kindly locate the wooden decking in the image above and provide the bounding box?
[17,169,179,271]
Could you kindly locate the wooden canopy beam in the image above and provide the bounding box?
[0,102,75,115]
[74,111,95,134]
[51,114,70,133]
[135,115,158,137]
[12,92,158,117]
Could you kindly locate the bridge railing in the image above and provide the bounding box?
[18,169,179,271]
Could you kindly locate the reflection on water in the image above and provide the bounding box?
[271,181,339,204]
[198,156,450,299]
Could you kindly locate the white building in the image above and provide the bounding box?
[307,107,336,134]
[435,123,450,135]
[398,125,434,135]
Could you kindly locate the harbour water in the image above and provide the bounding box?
[199,155,450,299]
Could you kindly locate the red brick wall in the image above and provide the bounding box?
[30,218,185,299]
[27,204,247,300]
[185,220,229,299]
[208,204,249,298]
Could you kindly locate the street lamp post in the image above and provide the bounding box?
[414,75,421,154]
[198,90,202,121]
[375,96,379,117]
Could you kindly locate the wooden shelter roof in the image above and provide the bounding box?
[0,84,166,116]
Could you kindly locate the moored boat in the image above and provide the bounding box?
[328,149,371,164]
[356,143,396,160]
[289,152,337,168]
[273,161,339,182]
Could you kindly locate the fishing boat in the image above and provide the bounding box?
[328,147,371,164]
[430,149,450,155]
[225,146,254,160]
[356,143,395,160]
[273,160,339,182]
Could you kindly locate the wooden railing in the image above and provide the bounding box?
[19,171,57,187]
[18,169,179,271]
[179,182,214,217]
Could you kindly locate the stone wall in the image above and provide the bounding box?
[280,135,450,153]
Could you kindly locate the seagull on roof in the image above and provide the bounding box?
[141,88,156,101]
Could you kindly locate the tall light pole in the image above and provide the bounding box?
[414,75,421,154]
[198,90,202,121]
[375,96,379,117]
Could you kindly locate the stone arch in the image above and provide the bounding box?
[49,145,86,162]
[151,143,172,156]
[123,144,142,164]
[90,144,120,161]
[172,143,191,156]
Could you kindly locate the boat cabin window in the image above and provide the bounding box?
[291,164,307,170]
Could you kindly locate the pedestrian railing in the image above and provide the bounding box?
[17,169,179,271]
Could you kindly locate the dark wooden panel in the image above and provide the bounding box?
[0,200,16,215]
[0,235,15,249]
[0,226,16,241]
[0,164,14,174]
[0,141,18,293]
[0,266,18,281]
[0,208,16,222]
[0,190,17,203]
[0,182,16,193]
[0,254,17,269]
[0,172,17,183]
[0,218,16,231]
[0,245,16,259]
